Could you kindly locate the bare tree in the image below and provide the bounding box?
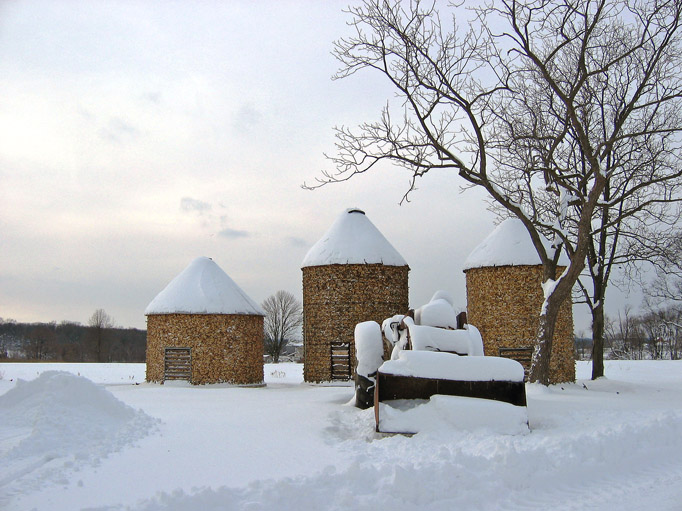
[88,308,114,363]
[565,133,682,378]
[306,0,682,384]
[262,291,303,363]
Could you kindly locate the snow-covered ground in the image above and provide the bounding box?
[1,361,681,510]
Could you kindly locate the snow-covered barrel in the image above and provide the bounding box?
[145,257,265,385]
[463,219,575,383]
[301,208,409,383]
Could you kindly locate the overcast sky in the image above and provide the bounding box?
[0,1,642,332]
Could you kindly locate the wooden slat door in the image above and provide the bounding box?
[164,347,192,381]
[330,342,351,381]
[498,347,533,381]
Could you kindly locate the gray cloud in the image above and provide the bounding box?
[180,197,212,213]
[218,227,250,239]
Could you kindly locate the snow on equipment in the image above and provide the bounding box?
[354,321,384,409]
[355,291,528,434]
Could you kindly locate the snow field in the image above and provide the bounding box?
[0,361,681,510]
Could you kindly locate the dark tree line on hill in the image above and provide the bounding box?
[0,315,146,363]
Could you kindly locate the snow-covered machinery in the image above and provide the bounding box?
[355,291,528,434]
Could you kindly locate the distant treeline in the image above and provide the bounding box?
[0,318,146,362]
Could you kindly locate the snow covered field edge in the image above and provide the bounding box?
[1,361,681,510]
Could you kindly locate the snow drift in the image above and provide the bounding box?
[0,371,158,502]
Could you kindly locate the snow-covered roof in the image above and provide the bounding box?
[145,256,264,316]
[301,208,408,268]
[463,218,569,270]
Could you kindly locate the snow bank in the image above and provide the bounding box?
[145,256,264,315]
[301,208,407,267]
[463,217,569,269]
[378,395,529,435]
[0,371,158,495]
[379,350,525,382]
[355,321,384,379]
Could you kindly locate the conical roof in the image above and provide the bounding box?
[463,218,569,270]
[302,208,408,268]
[145,257,264,315]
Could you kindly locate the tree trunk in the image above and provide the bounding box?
[591,302,605,379]
[529,170,607,385]
[529,298,561,385]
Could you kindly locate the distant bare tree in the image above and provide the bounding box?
[262,291,302,363]
[307,0,682,383]
[88,309,114,362]
[606,307,645,360]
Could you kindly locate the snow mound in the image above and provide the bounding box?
[463,217,569,270]
[415,297,458,329]
[0,371,158,490]
[378,395,529,435]
[145,256,264,315]
[302,208,408,267]
[429,290,454,306]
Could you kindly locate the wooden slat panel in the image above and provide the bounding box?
[330,343,351,381]
[498,347,533,381]
[164,347,191,381]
